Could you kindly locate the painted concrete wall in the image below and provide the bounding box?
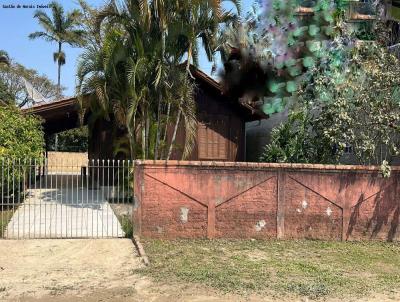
[133,161,400,241]
[47,152,88,174]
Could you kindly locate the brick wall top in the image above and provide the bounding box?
[134,160,400,172]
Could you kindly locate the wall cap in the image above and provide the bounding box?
[133,160,400,172]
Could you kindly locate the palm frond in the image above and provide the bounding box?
[50,1,64,32]
[74,0,238,160]
[64,9,83,28]
[28,31,56,42]
[33,10,56,35]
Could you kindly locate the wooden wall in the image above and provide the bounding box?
[169,88,245,161]
[88,88,246,162]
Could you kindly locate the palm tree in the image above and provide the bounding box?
[76,0,240,161]
[29,1,84,97]
[136,0,240,159]
[163,0,240,160]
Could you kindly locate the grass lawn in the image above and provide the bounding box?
[0,210,14,237]
[139,239,400,300]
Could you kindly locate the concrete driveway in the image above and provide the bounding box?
[5,187,124,239]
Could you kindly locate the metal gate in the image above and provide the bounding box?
[0,158,133,239]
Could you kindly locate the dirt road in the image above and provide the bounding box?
[0,239,398,302]
[0,239,144,301]
[0,239,249,302]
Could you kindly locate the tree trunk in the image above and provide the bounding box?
[127,108,139,161]
[141,112,146,160]
[162,102,171,159]
[145,114,150,159]
[154,30,166,160]
[166,109,181,161]
[128,130,135,162]
[57,42,62,98]
[154,93,162,160]
[55,134,58,151]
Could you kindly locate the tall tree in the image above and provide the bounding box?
[0,50,11,105]
[76,0,240,161]
[261,42,400,176]
[219,0,338,115]
[29,1,84,97]
[0,59,61,107]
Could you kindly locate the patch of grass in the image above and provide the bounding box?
[0,210,14,237]
[284,280,330,299]
[109,203,134,238]
[139,239,400,300]
[120,215,133,238]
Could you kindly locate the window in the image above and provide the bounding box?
[198,116,228,160]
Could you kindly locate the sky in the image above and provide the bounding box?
[0,0,257,98]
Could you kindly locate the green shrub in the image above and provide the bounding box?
[0,105,44,199]
[47,126,88,152]
[259,108,335,164]
[0,105,44,159]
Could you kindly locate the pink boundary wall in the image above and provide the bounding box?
[133,161,400,241]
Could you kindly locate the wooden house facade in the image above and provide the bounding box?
[26,66,265,162]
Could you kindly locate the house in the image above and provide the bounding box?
[167,67,266,161]
[25,66,266,162]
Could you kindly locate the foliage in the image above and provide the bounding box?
[47,127,88,152]
[354,21,376,41]
[29,1,85,94]
[76,0,239,160]
[0,105,44,197]
[0,79,13,105]
[0,50,13,105]
[0,59,61,107]
[259,108,335,164]
[0,50,9,67]
[305,43,400,167]
[218,0,400,115]
[219,0,336,115]
[261,43,400,176]
[120,214,133,238]
[0,105,44,159]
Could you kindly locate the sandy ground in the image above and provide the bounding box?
[0,239,143,301]
[0,239,399,302]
